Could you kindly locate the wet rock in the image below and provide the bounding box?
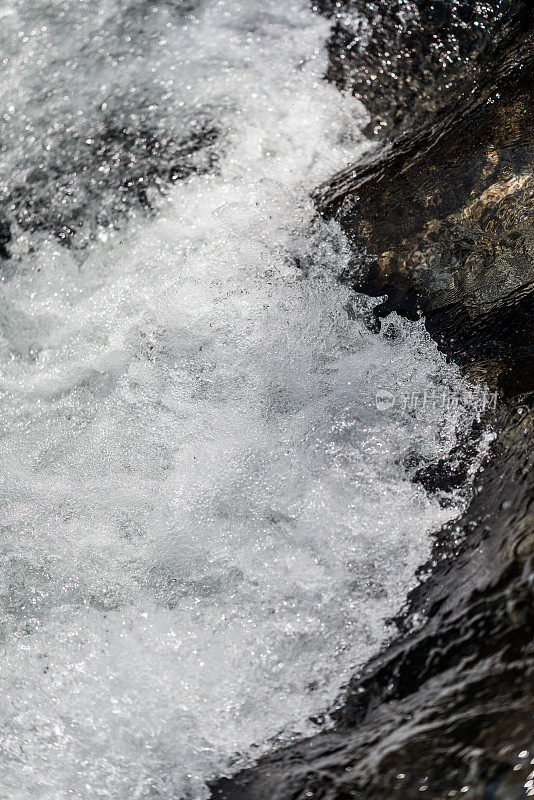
[0,216,11,260]
[314,0,531,139]
[0,0,217,258]
[410,416,487,497]
[315,23,534,390]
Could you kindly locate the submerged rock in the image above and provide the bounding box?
[0,216,11,260]
[0,0,219,259]
[4,107,221,254]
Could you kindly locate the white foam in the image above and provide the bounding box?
[0,1,487,798]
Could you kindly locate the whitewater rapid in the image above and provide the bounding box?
[0,1,488,798]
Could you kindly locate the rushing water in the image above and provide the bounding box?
[0,1,489,798]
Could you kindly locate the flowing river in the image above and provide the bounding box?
[0,1,490,797]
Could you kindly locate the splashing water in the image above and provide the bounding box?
[0,1,488,798]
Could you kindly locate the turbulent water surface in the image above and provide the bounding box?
[0,1,489,798]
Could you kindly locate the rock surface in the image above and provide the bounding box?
[315,15,534,393]
[2,110,220,256]
[314,0,531,139]
[0,0,220,259]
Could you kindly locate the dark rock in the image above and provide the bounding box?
[411,416,487,497]
[0,0,217,258]
[315,23,534,391]
[0,216,11,260]
[313,0,532,139]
